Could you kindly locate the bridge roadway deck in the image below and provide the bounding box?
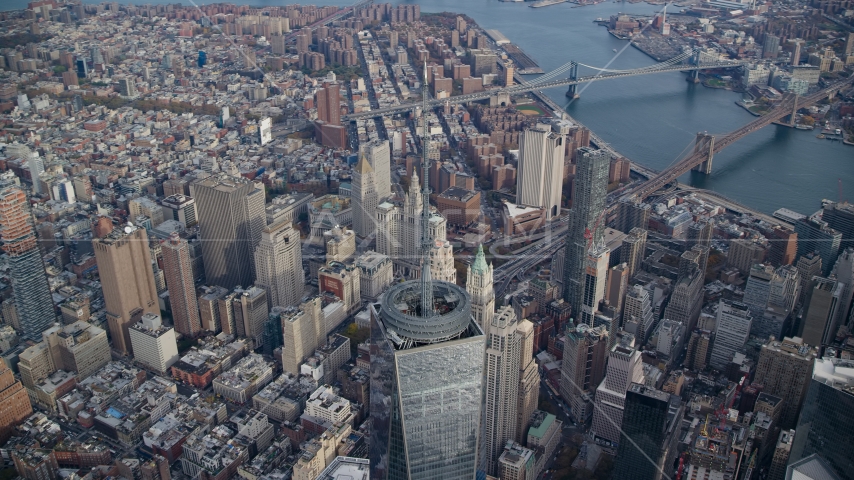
[342,60,744,121]
[629,79,853,200]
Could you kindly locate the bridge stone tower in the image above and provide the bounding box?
[565,62,579,98]
[692,132,715,174]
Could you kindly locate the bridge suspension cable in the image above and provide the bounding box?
[574,49,697,74]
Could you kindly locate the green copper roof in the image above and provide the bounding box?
[528,413,556,439]
[472,244,488,275]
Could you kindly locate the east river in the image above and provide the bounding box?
[6,0,852,215]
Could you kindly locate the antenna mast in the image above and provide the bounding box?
[419,62,434,317]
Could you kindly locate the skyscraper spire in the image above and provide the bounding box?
[420,61,433,317]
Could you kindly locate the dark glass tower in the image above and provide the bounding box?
[789,357,854,480]
[0,185,56,340]
[563,147,610,312]
[612,383,683,480]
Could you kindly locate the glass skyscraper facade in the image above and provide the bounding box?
[790,357,854,480]
[370,281,485,480]
[612,383,683,480]
[563,147,610,311]
[0,185,56,340]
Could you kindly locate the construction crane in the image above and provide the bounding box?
[584,208,607,251]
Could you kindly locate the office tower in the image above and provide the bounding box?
[516,319,539,443]
[359,139,391,200]
[161,194,197,227]
[744,264,776,320]
[664,263,704,332]
[789,357,854,480]
[19,147,44,195]
[612,384,682,480]
[796,252,822,305]
[76,57,88,78]
[749,264,801,339]
[18,322,110,390]
[685,329,712,370]
[314,82,346,148]
[93,225,159,355]
[318,262,362,316]
[190,173,265,290]
[620,227,647,278]
[800,277,844,347]
[466,245,495,334]
[791,41,803,66]
[579,244,610,326]
[770,264,801,312]
[234,286,269,348]
[795,216,841,277]
[481,306,522,475]
[559,322,608,422]
[564,147,610,308]
[753,336,817,429]
[710,300,752,369]
[325,226,356,263]
[830,248,854,330]
[605,263,629,315]
[768,429,796,480]
[846,33,854,56]
[516,125,564,220]
[0,185,56,340]
[128,313,180,374]
[370,70,485,480]
[615,198,650,233]
[623,285,655,347]
[764,34,781,58]
[161,233,201,338]
[118,77,136,97]
[281,297,323,375]
[356,250,393,299]
[197,50,206,67]
[432,241,457,280]
[767,225,798,267]
[0,362,32,443]
[497,442,534,480]
[254,221,304,309]
[352,155,378,238]
[728,238,768,274]
[592,335,644,447]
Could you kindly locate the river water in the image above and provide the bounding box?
[6,0,851,215]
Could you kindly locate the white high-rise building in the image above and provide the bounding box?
[128,313,179,374]
[254,221,305,309]
[359,139,391,201]
[466,245,495,334]
[579,244,610,326]
[376,170,447,275]
[23,147,44,194]
[481,306,522,476]
[430,240,456,284]
[591,335,644,447]
[710,300,752,369]
[516,125,564,220]
[352,155,378,238]
[622,285,656,347]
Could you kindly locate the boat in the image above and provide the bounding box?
[613,48,618,52]
[816,134,826,139]
[795,125,813,130]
